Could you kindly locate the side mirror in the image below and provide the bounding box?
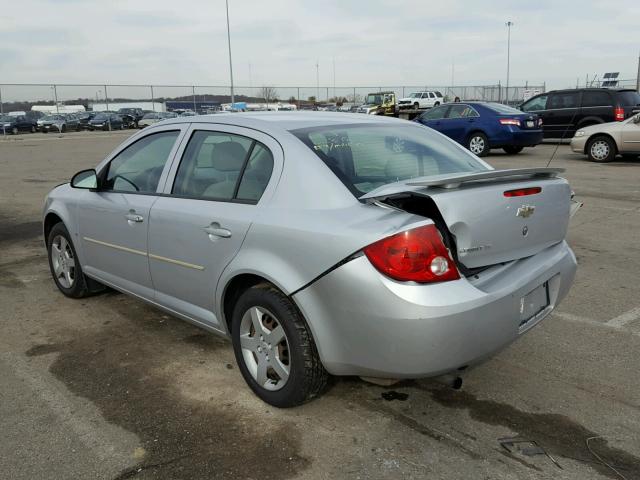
[71,169,98,189]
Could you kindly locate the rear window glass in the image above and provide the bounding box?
[582,91,613,107]
[291,123,488,197]
[484,103,523,114]
[617,91,640,106]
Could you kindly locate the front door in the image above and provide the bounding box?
[544,91,581,138]
[78,128,183,298]
[148,126,279,329]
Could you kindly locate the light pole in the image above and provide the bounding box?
[225,0,235,108]
[315,60,319,103]
[505,21,513,105]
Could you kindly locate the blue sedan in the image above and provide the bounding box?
[415,102,543,156]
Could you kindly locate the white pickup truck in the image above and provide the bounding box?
[397,91,444,110]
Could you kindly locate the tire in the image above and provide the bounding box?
[30,126,36,133]
[434,101,440,106]
[61,125,67,133]
[468,132,490,157]
[503,146,524,154]
[231,283,329,407]
[11,127,18,135]
[46,223,90,298]
[587,135,616,163]
[413,102,419,109]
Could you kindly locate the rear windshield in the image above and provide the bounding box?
[483,103,523,114]
[617,91,640,106]
[291,123,488,196]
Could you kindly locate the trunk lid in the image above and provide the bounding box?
[362,168,571,269]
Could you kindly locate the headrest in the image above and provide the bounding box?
[212,141,246,171]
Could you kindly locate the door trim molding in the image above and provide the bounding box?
[148,253,205,271]
[83,237,147,257]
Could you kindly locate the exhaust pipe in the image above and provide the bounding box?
[435,374,463,390]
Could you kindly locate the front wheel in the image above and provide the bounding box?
[47,223,90,298]
[30,125,36,133]
[468,132,490,157]
[231,283,328,407]
[11,127,18,135]
[587,136,616,163]
[503,146,524,154]
[434,101,440,106]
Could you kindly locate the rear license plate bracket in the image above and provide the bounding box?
[519,281,549,328]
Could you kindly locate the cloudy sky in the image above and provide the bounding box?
[1,0,638,100]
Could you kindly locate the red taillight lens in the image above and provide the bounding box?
[363,225,460,283]
[614,107,625,121]
[499,118,521,126]
[503,187,542,197]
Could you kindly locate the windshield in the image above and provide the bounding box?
[43,115,62,121]
[1,115,13,122]
[291,123,488,196]
[366,94,383,104]
[93,113,109,120]
[142,113,158,119]
[409,93,421,98]
[484,103,524,114]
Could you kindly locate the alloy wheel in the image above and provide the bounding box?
[50,235,75,288]
[239,306,291,391]
[469,136,485,155]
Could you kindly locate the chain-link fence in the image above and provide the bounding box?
[0,82,547,114]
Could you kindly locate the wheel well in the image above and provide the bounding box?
[43,213,63,243]
[222,274,272,332]
[467,129,487,143]
[585,133,617,155]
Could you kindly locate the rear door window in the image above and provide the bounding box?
[446,105,479,118]
[420,105,449,120]
[581,91,613,107]
[617,91,640,106]
[548,92,580,109]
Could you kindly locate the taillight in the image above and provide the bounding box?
[499,118,521,126]
[504,187,542,197]
[363,225,460,283]
[614,107,625,121]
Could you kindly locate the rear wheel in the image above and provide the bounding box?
[413,102,419,109]
[587,136,616,163]
[61,125,67,133]
[503,146,524,154]
[30,125,36,133]
[468,132,489,157]
[47,223,90,298]
[231,283,328,407]
[434,101,440,106]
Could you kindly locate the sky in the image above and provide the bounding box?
[0,0,638,101]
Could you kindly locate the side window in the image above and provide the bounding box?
[548,92,579,109]
[521,94,548,112]
[172,130,273,203]
[447,104,479,118]
[582,91,613,107]
[428,93,435,98]
[421,105,449,120]
[104,130,179,193]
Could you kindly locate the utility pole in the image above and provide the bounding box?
[150,85,155,112]
[53,85,59,114]
[332,56,336,100]
[0,85,3,115]
[505,21,513,104]
[316,60,319,103]
[192,86,197,113]
[225,0,235,107]
[636,51,640,93]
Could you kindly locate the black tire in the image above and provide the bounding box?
[46,223,90,298]
[587,135,616,163]
[434,101,440,106]
[413,102,419,109]
[30,125,36,133]
[231,283,329,407]
[468,132,490,157]
[503,146,524,154]
[61,125,67,133]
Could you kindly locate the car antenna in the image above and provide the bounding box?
[546,105,581,167]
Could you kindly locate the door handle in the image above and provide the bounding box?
[125,211,144,223]
[203,222,232,238]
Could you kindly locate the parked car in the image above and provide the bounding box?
[415,102,543,156]
[43,112,577,407]
[37,114,68,133]
[520,88,640,138]
[76,112,97,129]
[88,113,125,131]
[63,113,82,131]
[1,114,37,134]
[138,111,176,128]
[117,108,144,127]
[357,91,397,116]
[398,91,443,110]
[570,112,640,162]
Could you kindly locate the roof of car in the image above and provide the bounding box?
[157,111,403,133]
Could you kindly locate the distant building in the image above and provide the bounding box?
[90,101,164,112]
[31,104,86,114]
[165,100,221,114]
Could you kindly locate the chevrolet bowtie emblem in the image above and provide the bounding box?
[516,205,535,218]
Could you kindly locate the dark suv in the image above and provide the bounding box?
[520,88,640,138]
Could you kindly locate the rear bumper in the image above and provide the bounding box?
[491,129,544,147]
[293,241,576,378]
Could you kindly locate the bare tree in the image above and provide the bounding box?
[259,86,279,108]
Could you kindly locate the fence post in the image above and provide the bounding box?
[326,87,329,102]
[0,84,3,115]
[192,86,197,113]
[297,87,300,109]
[353,87,356,103]
[150,85,155,111]
[104,85,111,130]
[53,85,59,114]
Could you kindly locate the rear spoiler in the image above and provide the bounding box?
[406,168,565,189]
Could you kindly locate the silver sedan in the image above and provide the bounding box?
[43,112,577,407]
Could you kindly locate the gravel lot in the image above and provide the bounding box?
[1,129,639,479]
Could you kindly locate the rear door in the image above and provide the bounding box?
[621,118,640,153]
[441,104,480,144]
[580,90,614,124]
[544,91,581,138]
[148,125,281,328]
